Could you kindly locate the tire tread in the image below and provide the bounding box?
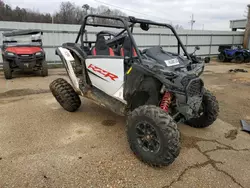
[49,78,81,112]
[127,105,180,167]
[186,90,219,128]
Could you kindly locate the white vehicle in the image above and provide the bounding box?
[50,14,219,167]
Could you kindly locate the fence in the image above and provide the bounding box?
[0,20,245,67]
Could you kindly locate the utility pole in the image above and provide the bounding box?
[82,4,90,44]
[243,4,250,49]
[190,14,195,30]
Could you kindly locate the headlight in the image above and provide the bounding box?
[35,52,42,56]
[6,52,15,56]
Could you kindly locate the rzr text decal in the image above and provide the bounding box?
[88,64,118,81]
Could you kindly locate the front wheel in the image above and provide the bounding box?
[49,78,81,112]
[126,105,180,167]
[3,61,12,79]
[186,90,219,128]
[40,61,48,77]
[218,52,226,62]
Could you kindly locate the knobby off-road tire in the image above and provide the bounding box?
[234,55,244,63]
[186,90,219,128]
[218,53,226,62]
[41,61,48,77]
[3,61,12,79]
[49,78,81,112]
[126,105,180,167]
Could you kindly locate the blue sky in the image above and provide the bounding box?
[4,0,249,30]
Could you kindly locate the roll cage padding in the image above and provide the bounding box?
[91,35,115,56]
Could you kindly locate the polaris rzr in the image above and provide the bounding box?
[49,14,219,167]
[1,29,48,79]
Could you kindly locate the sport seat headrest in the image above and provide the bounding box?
[95,35,108,50]
[120,36,137,57]
[123,36,133,50]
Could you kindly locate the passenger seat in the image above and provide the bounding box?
[91,35,115,56]
[120,36,137,57]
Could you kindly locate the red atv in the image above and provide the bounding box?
[1,29,48,79]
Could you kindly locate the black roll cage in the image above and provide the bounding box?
[75,14,191,62]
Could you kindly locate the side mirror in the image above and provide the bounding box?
[204,57,210,63]
[140,23,150,31]
[195,46,200,50]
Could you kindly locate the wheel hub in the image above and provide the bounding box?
[135,122,160,153]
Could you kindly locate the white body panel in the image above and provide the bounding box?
[85,57,125,102]
[57,47,83,95]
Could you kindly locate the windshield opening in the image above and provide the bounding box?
[130,24,186,57]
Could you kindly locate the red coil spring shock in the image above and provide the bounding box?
[160,92,172,112]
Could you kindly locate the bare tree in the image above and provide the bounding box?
[56,1,76,24]
[0,0,127,24]
[244,5,248,18]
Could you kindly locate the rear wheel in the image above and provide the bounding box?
[127,105,180,167]
[41,61,48,77]
[3,61,12,79]
[49,78,81,112]
[234,55,244,63]
[186,90,219,128]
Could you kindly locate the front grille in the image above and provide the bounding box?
[17,54,35,62]
[186,78,203,97]
[181,75,196,86]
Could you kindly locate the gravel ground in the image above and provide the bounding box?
[0,62,250,188]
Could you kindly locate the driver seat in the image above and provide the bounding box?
[91,35,115,56]
[120,36,137,57]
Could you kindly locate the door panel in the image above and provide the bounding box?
[85,57,124,98]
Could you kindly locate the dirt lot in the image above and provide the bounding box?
[0,61,250,188]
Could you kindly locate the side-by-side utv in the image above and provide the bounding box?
[1,29,48,79]
[49,14,219,167]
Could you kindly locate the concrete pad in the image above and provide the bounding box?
[0,68,68,93]
[207,150,250,188]
[0,93,209,188]
[196,141,228,153]
[169,164,241,188]
[1,67,250,187]
[179,119,250,150]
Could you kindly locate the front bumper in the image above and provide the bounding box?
[175,75,205,120]
[5,54,45,69]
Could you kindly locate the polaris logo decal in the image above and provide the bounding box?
[88,64,118,81]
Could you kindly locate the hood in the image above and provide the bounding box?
[144,46,189,70]
[5,46,42,55]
